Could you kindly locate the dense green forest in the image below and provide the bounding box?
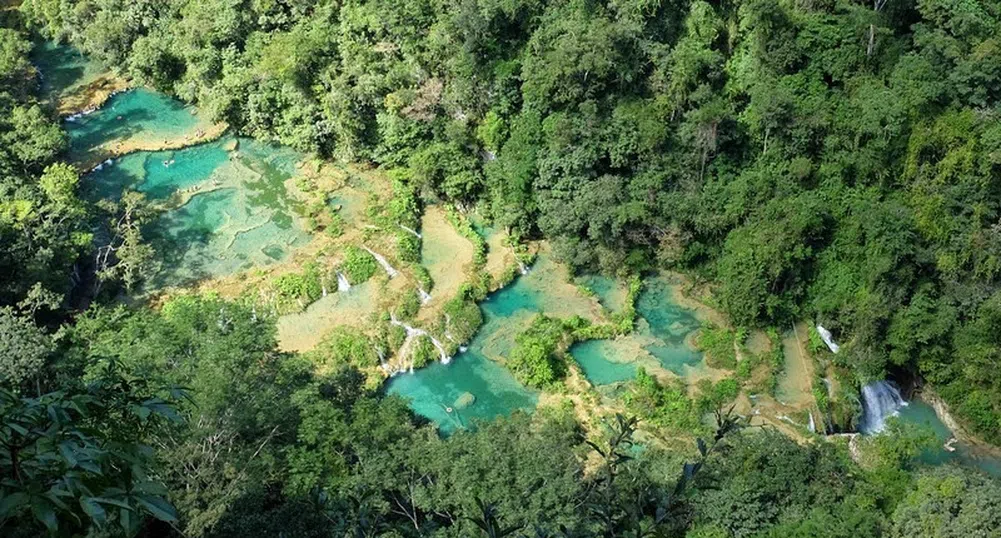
[3,0,1001,536]
[18,0,1001,441]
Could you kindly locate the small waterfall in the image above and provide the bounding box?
[364,247,398,278]
[418,287,432,304]
[321,285,328,297]
[808,413,816,433]
[816,325,840,354]
[390,313,451,366]
[518,261,530,275]
[87,158,114,174]
[337,272,351,292]
[859,380,908,434]
[399,224,422,239]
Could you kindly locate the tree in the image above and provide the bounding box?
[95,191,160,293]
[0,307,51,389]
[890,467,1001,538]
[0,363,183,537]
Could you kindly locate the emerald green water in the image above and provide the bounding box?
[67,88,208,154]
[32,41,106,105]
[894,399,1001,476]
[571,340,642,384]
[388,253,601,433]
[387,281,543,434]
[636,277,703,373]
[577,275,627,312]
[570,275,703,385]
[83,135,310,287]
[85,141,231,200]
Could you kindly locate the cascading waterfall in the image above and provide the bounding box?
[518,261,530,275]
[859,380,908,434]
[390,313,451,368]
[399,224,422,238]
[336,272,351,292]
[816,325,840,354]
[364,246,398,278]
[808,412,816,433]
[418,287,432,304]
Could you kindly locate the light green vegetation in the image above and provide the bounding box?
[340,245,377,285]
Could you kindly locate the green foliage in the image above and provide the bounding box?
[0,307,51,387]
[441,294,483,347]
[446,206,487,269]
[12,1,1001,536]
[341,245,377,285]
[308,327,379,371]
[697,324,738,369]
[387,180,420,229]
[507,315,569,389]
[859,418,938,471]
[624,368,702,433]
[396,229,421,263]
[0,30,87,310]
[807,326,827,355]
[22,0,1001,445]
[608,275,642,334]
[0,366,183,536]
[267,263,323,313]
[395,288,422,321]
[410,336,436,369]
[94,191,160,293]
[889,467,1001,537]
[690,431,883,538]
[413,264,433,293]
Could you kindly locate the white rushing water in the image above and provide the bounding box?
[399,224,422,238]
[390,313,450,370]
[418,287,432,304]
[816,325,840,354]
[336,272,351,292]
[859,380,908,434]
[363,246,398,278]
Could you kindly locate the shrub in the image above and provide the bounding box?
[342,246,377,284]
[442,295,482,344]
[268,263,323,313]
[411,337,437,369]
[698,324,738,369]
[507,315,568,389]
[309,327,379,369]
[396,230,420,263]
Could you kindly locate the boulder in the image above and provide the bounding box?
[454,392,476,409]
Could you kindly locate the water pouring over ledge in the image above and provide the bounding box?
[859,380,908,434]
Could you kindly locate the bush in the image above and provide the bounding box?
[411,337,437,369]
[508,315,569,389]
[623,368,702,433]
[268,263,323,313]
[698,324,738,369]
[413,264,433,292]
[395,289,422,321]
[396,230,420,263]
[442,295,482,344]
[308,327,378,369]
[342,246,377,284]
